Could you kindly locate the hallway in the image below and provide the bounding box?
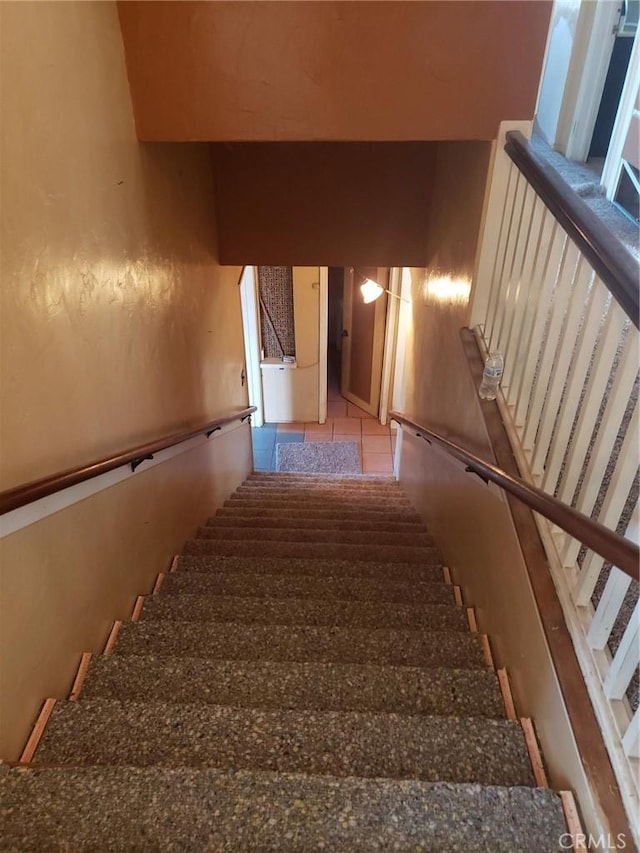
[251,348,395,475]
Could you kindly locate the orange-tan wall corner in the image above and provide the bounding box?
[0,1,250,759]
[117,0,552,142]
[392,142,603,835]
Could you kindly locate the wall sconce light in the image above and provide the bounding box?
[355,269,412,304]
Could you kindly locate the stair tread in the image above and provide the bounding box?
[207,515,426,532]
[233,488,407,500]
[196,526,435,546]
[175,555,444,583]
[226,496,411,508]
[238,480,405,492]
[5,474,571,850]
[82,656,504,718]
[248,472,396,482]
[139,594,467,630]
[0,767,568,853]
[35,700,534,786]
[216,506,423,522]
[160,571,454,604]
[184,539,442,564]
[114,621,488,668]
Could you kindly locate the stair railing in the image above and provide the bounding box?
[0,406,256,517]
[390,412,638,582]
[467,122,639,836]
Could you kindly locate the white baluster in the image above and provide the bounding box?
[522,242,580,455]
[562,346,638,567]
[604,601,639,701]
[485,164,520,344]
[541,277,609,498]
[556,300,629,509]
[586,567,631,650]
[501,194,546,397]
[497,185,539,392]
[490,172,528,354]
[513,224,567,438]
[470,122,532,330]
[622,707,640,758]
[530,257,593,478]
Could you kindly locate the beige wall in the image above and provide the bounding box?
[212,143,437,267]
[395,141,494,452]
[117,1,552,142]
[0,2,250,758]
[398,435,602,838]
[394,143,601,832]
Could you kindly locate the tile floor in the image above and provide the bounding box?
[252,400,396,475]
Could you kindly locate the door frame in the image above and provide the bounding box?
[379,266,402,425]
[318,266,399,424]
[239,265,264,427]
[318,266,329,424]
[242,264,398,427]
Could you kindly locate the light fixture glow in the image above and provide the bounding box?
[424,275,471,304]
[360,279,385,304]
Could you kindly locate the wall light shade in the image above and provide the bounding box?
[360,279,385,303]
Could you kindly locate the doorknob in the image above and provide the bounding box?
[341,329,349,337]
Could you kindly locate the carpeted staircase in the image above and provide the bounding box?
[2,473,572,851]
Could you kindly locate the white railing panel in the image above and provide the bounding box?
[470,121,533,331]
[507,212,561,422]
[513,225,567,438]
[622,707,640,758]
[484,164,519,344]
[604,601,639,700]
[541,280,610,497]
[489,173,529,354]
[573,413,639,604]
[530,259,594,477]
[587,568,632,650]
[495,184,539,388]
[555,300,629,509]
[521,242,580,456]
[501,194,547,394]
[561,341,638,567]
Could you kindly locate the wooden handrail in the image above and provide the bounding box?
[390,410,639,581]
[0,406,256,516]
[504,130,639,329]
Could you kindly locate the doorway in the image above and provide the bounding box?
[242,265,400,475]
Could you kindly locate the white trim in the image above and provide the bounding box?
[379,267,401,426]
[392,425,403,480]
[390,267,413,417]
[239,266,264,427]
[0,421,244,540]
[602,30,640,195]
[562,0,620,161]
[318,266,329,424]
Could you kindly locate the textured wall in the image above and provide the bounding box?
[117,0,552,142]
[0,1,250,759]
